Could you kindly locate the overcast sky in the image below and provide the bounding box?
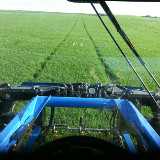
[0,0,160,17]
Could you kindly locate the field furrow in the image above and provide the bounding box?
[0,12,77,84]
[82,15,160,90]
[82,18,119,82]
[34,17,109,84]
[29,18,78,81]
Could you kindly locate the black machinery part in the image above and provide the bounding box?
[68,0,160,2]
[33,135,131,159]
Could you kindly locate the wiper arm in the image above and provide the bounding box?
[99,1,160,89]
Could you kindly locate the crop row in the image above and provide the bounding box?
[82,15,160,91]
[0,11,77,84]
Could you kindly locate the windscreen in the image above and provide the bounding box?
[0,0,160,154]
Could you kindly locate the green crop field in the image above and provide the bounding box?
[0,11,160,89]
[0,11,160,142]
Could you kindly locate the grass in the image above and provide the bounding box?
[1,11,160,88]
[0,11,160,145]
[82,15,160,90]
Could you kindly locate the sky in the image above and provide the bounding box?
[0,0,160,17]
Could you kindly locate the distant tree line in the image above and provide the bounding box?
[143,15,158,18]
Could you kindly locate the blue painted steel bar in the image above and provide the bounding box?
[115,100,160,151]
[122,131,137,154]
[23,125,41,153]
[124,86,144,90]
[0,96,50,153]
[46,97,122,109]
[0,96,160,153]
[2,116,34,152]
[46,97,160,151]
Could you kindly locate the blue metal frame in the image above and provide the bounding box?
[0,96,160,153]
[23,125,41,153]
[122,131,137,154]
[124,86,144,90]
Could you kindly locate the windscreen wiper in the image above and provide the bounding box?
[89,1,160,110]
[99,1,160,89]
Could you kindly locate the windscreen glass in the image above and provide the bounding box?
[0,0,160,153]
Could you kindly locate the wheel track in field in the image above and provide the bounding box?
[28,18,78,81]
[131,22,160,34]
[82,18,118,82]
